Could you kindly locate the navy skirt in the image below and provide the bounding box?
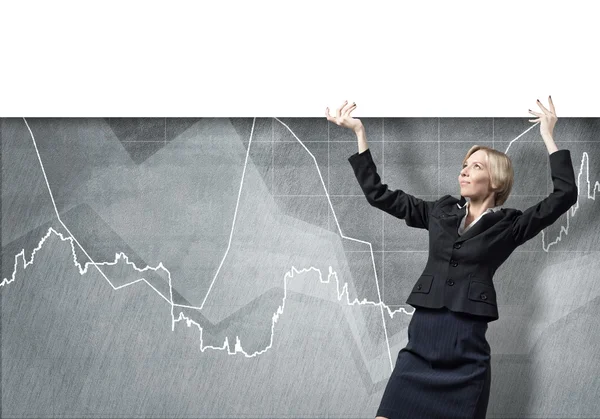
[376,306,491,419]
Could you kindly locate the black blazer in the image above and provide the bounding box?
[348,148,578,321]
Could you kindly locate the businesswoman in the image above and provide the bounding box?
[325,97,577,419]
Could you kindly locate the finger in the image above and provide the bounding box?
[529,109,542,116]
[529,118,541,123]
[548,95,556,114]
[325,107,334,121]
[343,103,357,116]
[336,100,347,119]
[341,100,353,115]
[536,99,550,114]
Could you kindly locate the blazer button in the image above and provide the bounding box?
[440,214,446,218]
[480,293,487,300]
[446,279,454,286]
[417,284,422,290]
[452,261,458,267]
[453,243,461,249]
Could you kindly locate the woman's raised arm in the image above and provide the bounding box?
[326,100,436,230]
[512,97,578,245]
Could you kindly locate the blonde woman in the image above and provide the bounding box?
[325,97,577,419]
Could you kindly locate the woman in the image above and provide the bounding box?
[325,97,577,419]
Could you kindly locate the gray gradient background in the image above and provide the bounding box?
[1,117,599,418]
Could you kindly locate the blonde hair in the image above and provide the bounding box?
[462,145,514,206]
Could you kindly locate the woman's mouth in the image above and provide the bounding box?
[460,181,470,186]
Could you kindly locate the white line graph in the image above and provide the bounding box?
[1,117,595,373]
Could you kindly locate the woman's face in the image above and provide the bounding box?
[458,150,495,199]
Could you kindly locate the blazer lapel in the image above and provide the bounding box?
[456,211,503,242]
[442,195,503,243]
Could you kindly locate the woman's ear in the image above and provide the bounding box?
[490,179,499,191]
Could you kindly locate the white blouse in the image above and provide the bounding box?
[457,199,503,236]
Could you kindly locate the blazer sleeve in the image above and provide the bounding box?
[511,149,578,246]
[348,148,436,230]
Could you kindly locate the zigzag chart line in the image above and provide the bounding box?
[0,117,595,373]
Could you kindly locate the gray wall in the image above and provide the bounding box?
[2,117,599,418]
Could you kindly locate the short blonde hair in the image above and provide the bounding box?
[462,145,514,206]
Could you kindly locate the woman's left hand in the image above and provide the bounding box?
[528,96,557,139]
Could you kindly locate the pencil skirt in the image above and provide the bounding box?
[376,306,491,419]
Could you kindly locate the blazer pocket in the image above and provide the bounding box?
[468,279,497,306]
[412,274,434,294]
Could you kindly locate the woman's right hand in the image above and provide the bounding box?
[325,100,363,132]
